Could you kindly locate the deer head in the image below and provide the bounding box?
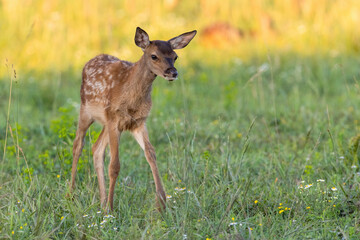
[134,27,197,81]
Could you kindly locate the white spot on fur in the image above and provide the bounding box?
[86,67,96,76]
[94,81,105,92]
[87,80,95,89]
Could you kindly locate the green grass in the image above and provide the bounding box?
[1,53,360,239]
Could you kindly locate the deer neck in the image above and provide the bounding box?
[130,55,157,96]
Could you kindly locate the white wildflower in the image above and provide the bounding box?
[229,222,242,226]
[258,63,269,72]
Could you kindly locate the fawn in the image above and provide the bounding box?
[70,27,197,211]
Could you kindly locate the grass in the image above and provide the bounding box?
[1,53,360,239]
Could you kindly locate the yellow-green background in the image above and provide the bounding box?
[1,0,360,74]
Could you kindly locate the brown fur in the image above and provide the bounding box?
[70,27,196,211]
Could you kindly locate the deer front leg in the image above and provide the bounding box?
[132,124,166,211]
[71,108,94,191]
[92,127,109,208]
[107,123,121,211]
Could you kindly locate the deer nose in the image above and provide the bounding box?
[165,67,177,78]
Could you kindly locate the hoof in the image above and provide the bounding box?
[65,192,75,201]
[156,192,166,212]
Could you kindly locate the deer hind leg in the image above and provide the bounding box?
[70,108,94,191]
[132,124,166,211]
[107,123,121,211]
[92,127,109,208]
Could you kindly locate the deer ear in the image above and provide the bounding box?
[135,27,150,50]
[168,30,197,49]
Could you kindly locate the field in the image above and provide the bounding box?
[1,0,360,239]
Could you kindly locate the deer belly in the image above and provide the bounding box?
[83,104,107,125]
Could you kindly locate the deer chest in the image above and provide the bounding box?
[115,101,152,131]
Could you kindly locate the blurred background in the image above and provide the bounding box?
[1,0,360,75]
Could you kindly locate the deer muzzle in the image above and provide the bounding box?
[164,67,178,81]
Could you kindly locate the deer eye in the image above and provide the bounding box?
[151,55,158,60]
[174,56,178,61]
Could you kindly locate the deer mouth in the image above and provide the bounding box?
[164,76,178,81]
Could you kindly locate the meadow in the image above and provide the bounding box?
[1,0,360,239]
